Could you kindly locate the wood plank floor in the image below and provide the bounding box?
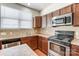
[34,49,46,56]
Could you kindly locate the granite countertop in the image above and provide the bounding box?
[0,33,52,41]
[0,35,37,41]
[0,33,79,46]
[35,33,52,38]
[0,44,37,56]
[71,38,79,46]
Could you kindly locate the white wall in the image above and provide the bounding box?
[41,3,72,15]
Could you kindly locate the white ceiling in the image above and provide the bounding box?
[20,3,52,11]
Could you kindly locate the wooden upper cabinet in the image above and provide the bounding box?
[60,5,72,15]
[33,16,42,28]
[72,3,79,13]
[53,10,60,17]
[47,13,53,27]
[47,13,53,20]
[42,15,47,28]
[72,3,79,26]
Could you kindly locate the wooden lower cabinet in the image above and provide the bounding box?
[38,36,48,55]
[21,36,48,55]
[21,37,31,47]
[0,41,2,49]
[42,37,48,55]
[21,36,37,50]
[38,36,42,50]
[71,44,79,56]
[30,36,38,50]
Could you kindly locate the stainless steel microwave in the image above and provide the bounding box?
[52,13,72,26]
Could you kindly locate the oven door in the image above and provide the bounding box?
[49,42,66,56]
[48,41,70,56]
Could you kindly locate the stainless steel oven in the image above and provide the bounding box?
[48,41,70,56]
[48,31,74,56]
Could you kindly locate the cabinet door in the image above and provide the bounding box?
[33,16,42,28]
[42,15,47,28]
[38,36,42,50]
[4,6,19,19]
[30,36,37,50]
[72,4,79,26]
[60,5,72,15]
[21,37,31,47]
[71,44,79,56]
[53,10,60,17]
[0,41,2,49]
[42,37,48,55]
[47,13,52,27]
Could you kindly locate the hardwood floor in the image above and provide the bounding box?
[34,49,46,56]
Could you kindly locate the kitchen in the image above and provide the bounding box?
[0,3,79,56]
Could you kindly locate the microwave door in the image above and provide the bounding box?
[52,20,56,26]
[55,18,65,25]
[65,16,72,25]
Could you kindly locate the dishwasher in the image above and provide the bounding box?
[2,38,21,49]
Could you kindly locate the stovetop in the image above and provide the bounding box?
[48,36,72,46]
[48,31,74,46]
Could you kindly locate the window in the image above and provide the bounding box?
[20,11,33,29]
[20,20,32,28]
[1,18,19,28]
[0,5,33,29]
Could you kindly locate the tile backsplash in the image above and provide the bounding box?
[1,26,79,39]
[0,29,37,38]
[39,26,79,39]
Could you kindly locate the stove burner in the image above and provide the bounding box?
[48,31,74,46]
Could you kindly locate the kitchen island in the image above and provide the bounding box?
[0,44,37,56]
